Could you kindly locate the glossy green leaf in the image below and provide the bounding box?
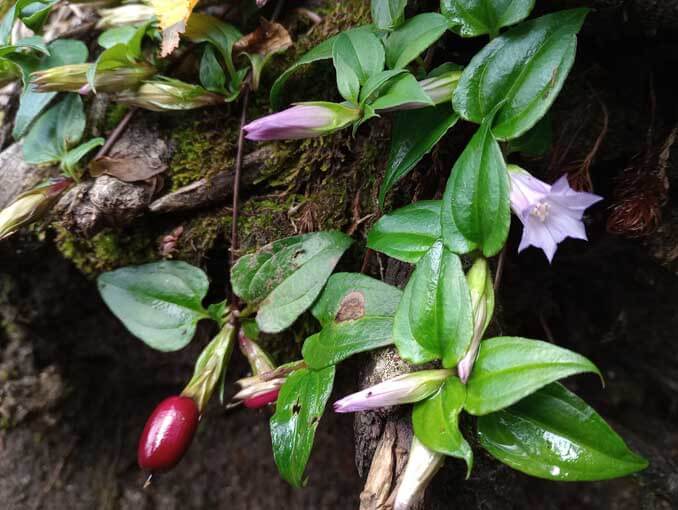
[369,73,432,111]
[477,383,648,480]
[12,39,88,138]
[465,337,601,415]
[379,105,459,206]
[303,273,402,369]
[441,0,535,38]
[393,276,438,364]
[232,231,353,333]
[270,366,336,487]
[367,200,442,263]
[371,0,407,30]
[506,113,552,156]
[452,9,588,140]
[403,241,474,367]
[384,13,448,69]
[23,94,85,165]
[358,69,406,105]
[413,376,473,475]
[97,261,211,352]
[332,29,384,103]
[441,118,509,257]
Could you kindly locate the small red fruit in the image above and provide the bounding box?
[137,396,199,472]
[243,388,280,409]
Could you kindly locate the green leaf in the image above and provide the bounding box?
[477,383,648,480]
[506,112,552,156]
[18,0,58,33]
[400,241,474,367]
[270,366,336,487]
[0,36,48,57]
[452,9,588,140]
[303,273,402,369]
[465,337,601,415]
[441,117,509,257]
[384,13,448,69]
[23,94,85,165]
[332,29,384,103]
[379,105,458,205]
[12,38,88,138]
[371,0,407,30]
[199,45,226,93]
[61,137,104,176]
[393,276,438,364]
[358,68,406,105]
[269,26,376,109]
[413,377,473,475]
[231,231,353,333]
[97,261,211,352]
[98,26,138,49]
[185,13,242,86]
[441,0,535,38]
[367,200,442,263]
[369,73,432,111]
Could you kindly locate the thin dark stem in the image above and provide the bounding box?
[493,247,506,292]
[271,0,286,22]
[95,108,136,160]
[229,82,251,316]
[360,248,372,274]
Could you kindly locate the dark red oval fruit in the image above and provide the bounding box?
[243,388,280,409]
[137,396,199,472]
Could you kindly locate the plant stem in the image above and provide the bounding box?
[94,108,137,160]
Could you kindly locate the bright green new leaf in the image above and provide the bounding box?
[384,13,448,69]
[97,261,211,352]
[401,241,474,367]
[441,118,509,256]
[367,200,442,263]
[332,29,384,103]
[413,376,473,475]
[393,276,438,364]
[61,137,104,176]
[378,105,459,205]
[477,383,648,480]
[452,9,589,139]
[441,0,535,38]
[465,337,601,415]
[371,0,407,30]
[270,366,336,487]
[303,273,402,369]
[231,231,353,333]
[369,73,432,111]
[359,69,406,105]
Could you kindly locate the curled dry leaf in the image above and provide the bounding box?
[233,19,293,57]
[149,0,200,56]
[89,156,167,182]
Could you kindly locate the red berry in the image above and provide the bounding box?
[137,396,199,472]
[243,388,280,409]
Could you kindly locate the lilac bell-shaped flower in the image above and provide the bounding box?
[242,101,361,141]
[333,369,453,413]
[509,165,603,262]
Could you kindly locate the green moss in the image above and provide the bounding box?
[55,226,157,276]
[103,103,129,133]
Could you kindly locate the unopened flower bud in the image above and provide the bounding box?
[31,62,156,94]
[243,388,280,408]
[115,78,225,111]
[457,257,494,383]
[96,4,155,29]
[0,178,71,241]
[238,329,275,375]
[393,436,444,510]
[243,101,361,141]
[333,369,453,413]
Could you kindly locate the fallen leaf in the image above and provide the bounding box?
[149,0,200,56]
[233,19,292,57]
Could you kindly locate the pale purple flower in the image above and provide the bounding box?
[333,369,452,413]
[243,102,359,141]
[509,166,603,262]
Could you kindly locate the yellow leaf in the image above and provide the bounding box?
[149,0,200,56]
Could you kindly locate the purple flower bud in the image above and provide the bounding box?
[509,165,603,262]
[238,330,275,375]
[333,369,453,413]
[243,102,360,141]
[393,436,444,510]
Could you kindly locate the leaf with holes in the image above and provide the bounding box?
[231,231,353,333]
[97,261,211,351]
[477,383,648,480]
[465,337,601,415]
[452,9,588,140]
[395,241,474,367]
[441,0,535,38]
[303,273,402,369]
[413,376,473,475]
[441,117,509,257]
[368,200,442,263]
[270,366,336,487]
